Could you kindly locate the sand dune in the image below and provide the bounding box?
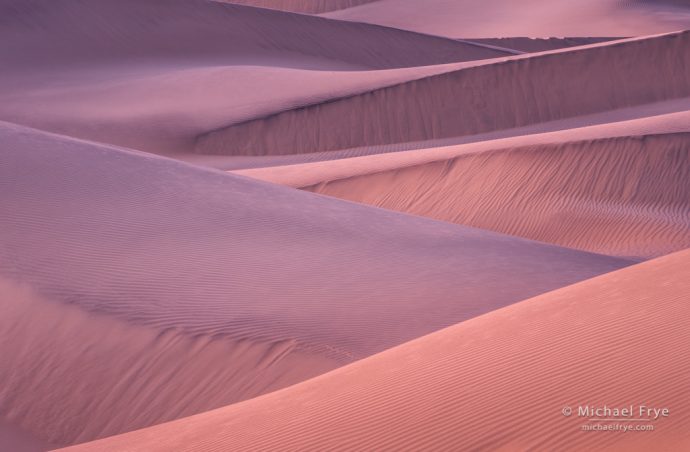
[324,0,690,38]
[195,97,688,171]
[0,64,466,155]
[64,249,690,451]
[238,111,690,259]
[196,31,690,156]
[0,122,630,446]
[2,0,688,449]
[469,36,618,53]
[0,0,512,155]
[301,134,690,259]
[221,0,378,14]
[1,0,505,71]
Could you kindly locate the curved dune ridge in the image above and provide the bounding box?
[0,64,468,155]
[248,132,690,259]
[469,36,619,53]
[0,122,630,446]
[0,0,511,155]
[214,98,690,171]
[324,0,690,38]
[196,31,690,156]
[304,134,690,259]
[64,249,690,452]
[220,0,378,14]
[0,0,507,70]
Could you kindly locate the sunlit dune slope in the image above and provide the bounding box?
[66,249,690,452]
[284,133,690,259]
[0,122,630,446]
[196,31,690,156]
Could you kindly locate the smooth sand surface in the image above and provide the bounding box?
[324,0,690,38]
[0,122,630,446]
[1,0,506,70]
[64,249,690,451]
[0,0,510,155]
[197,32,690,156]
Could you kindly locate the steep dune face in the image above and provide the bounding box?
[220,98,690,171]
[324,0,690,38]
[221,0,378,14]
[196,32,690,156]
[297,134,690,259]
[0,122,630,446]
[0,64,465,155]
[66,249,690,452]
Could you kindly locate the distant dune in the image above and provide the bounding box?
[1,0,504,70]
[0,0,510,154]
[197,32,690,156]
[64,249,690,451]
[220,0,378,14]
[324,0,690,38]
[468,37,619,52]
[0,122,629,446]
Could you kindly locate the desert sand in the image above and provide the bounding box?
[325,0,690,38]
[0,121,629,447]
[239,114,690,258]
[222,0,378,14]
[0,0,508,154]
[1,0,688,450]
[63,249,690,451]
[197,31,690,156]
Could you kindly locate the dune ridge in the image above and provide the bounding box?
[324,0,690,38]
[0,0,507,71]
[63,249,690,451]
[196,31,690,156]
[290,133,690,259]
[468,36,620,52]
[219,0,378,14]
[0,0,513,155]
[0,122,630,446]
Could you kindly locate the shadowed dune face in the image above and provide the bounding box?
[0,122,631,446]
[298,134,690,259]
[324,0,690,38]
[0,64,463,155]
[64,249,690,452]
[196,32,690,156]
[220,0,378,13]
[0,0,511,155]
